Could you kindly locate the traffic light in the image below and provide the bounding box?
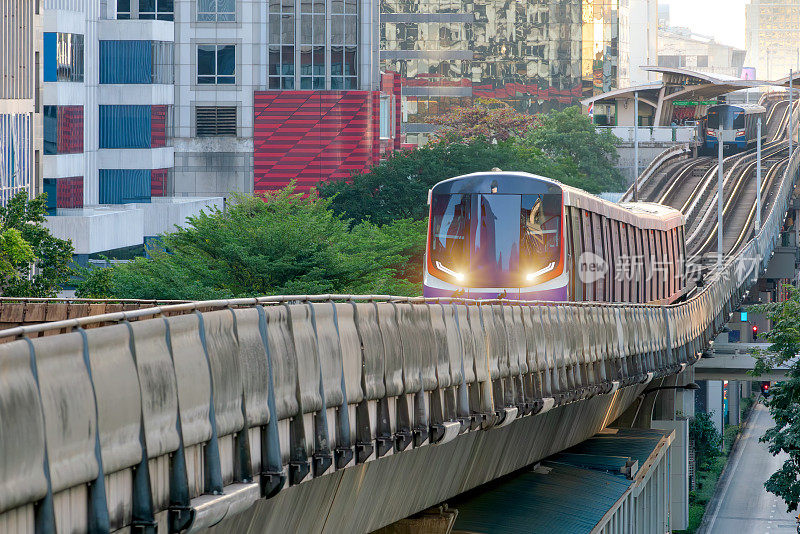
[752,324,758,342]
[762,382,770,396]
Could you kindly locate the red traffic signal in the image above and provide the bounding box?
[752,325,758,341]
[762,382,770,393]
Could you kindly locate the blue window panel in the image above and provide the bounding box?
[100,41,152,84]
[99,169,151,204]
[99,105,151,148]
[43,32,57,82]
[43,179,58,215]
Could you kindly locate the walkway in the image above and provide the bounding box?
[703,403,797,534]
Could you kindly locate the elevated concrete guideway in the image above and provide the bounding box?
[694,342,793,381]
[1,119,799,533]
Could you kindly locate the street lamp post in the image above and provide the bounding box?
[718,127,724,268]
[634,91,639,202]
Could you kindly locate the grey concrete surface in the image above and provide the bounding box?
[703,403,798,534]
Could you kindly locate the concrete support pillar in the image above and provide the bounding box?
[652,420,689,531]
[728,380,740,426]
[741,380,750,399]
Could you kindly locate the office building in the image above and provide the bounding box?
[745,0,800,80]
[0,0,39,204]
[379,0,650,145]
[40,0,222,259]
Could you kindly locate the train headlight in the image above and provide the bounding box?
[435,261,465,282]
[526,261,557,282]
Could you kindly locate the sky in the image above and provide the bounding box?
[662,0,747,49]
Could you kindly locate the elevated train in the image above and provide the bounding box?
[703,103,766,153]
[423,172,686,303]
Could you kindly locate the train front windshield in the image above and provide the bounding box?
[430,193,561,287]
[707,108,745,130]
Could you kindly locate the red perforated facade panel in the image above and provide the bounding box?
[253,90,380,195]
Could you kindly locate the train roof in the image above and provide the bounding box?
[708,103,766,114]
[430,171,685,231]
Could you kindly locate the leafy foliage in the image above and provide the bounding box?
[0,192,74,297]
[524,106,624,193]
[430,99,536,143]
[690,411,722,470]
[748,285,800,511]
[319,105,625,225]
[75,187,426,300]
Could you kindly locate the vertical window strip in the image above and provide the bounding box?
[99,169,151,204]
[100,40,153,83]
[99,105,152,148]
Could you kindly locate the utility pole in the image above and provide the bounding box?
[718,129,724,268]
[756,117,762,232]
[634,91,639,202]
[790,69,794,155]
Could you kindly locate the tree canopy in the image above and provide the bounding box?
[749,286,800,511]
[429,99,536,143]
[318,105,625,224]
[0,192,73,297]
[75,188,426,299]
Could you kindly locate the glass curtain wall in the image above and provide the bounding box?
[268,0,359,89]
[380,0,621,139]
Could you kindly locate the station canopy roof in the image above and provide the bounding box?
[581,66,776,125]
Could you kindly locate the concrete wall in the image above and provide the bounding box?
[173,138,253,198]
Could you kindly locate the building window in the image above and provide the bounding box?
[196,106,237,136]
[139,0,174,20]
[198,0,235,22]
[43,33,84,82]
[100,41,174,84]
[299,0,326,89]
[331,0,358,89]
[44,177,84,214]
[0,113,32,203]
[268,0,295,89]
[99,105,156,148]
[197,44,236,84]
[697,55,709,68]
[117,0,131,18]
[99,169,152,204]
[43,106,84,155]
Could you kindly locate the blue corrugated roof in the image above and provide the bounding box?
[450,428,671,534]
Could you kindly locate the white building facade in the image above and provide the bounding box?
[41,0,222,258]
[0,0,39,204]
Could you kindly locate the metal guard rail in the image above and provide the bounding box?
[620,143,691,202]
[0,152,796,533]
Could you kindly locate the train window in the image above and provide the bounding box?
[629,225,639,303]
[581,210,594,300]
[570,208,583,301]
[429,192,563,288]
[619,222,629,302]
[603,217,613,302]
[592,213,604,301]
[429,194,471,284]
[642,229,652,303]
[610,219,621,302]
[660,231,669,300]
[520,194,562,281]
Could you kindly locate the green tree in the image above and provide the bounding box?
[690,412,722,470]
[0,192,73,297]
[318,137,575,225]
[430,99,536,143]
[749,286,800,511]
[319,105,625,225]
[75,187,426,300]
[524,106,625,193]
